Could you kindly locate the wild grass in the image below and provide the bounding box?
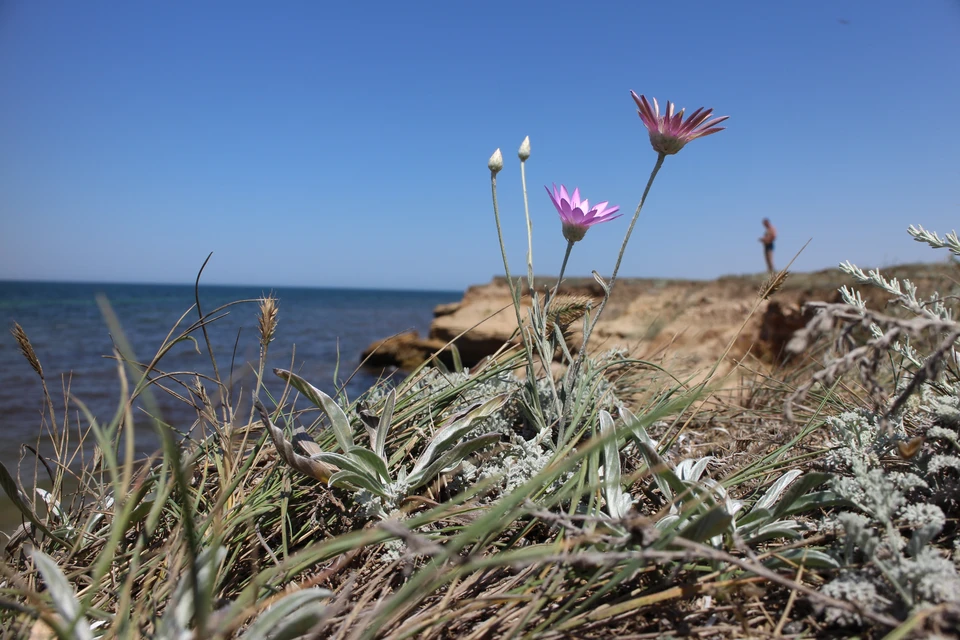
[4,247,957,638]
[3,133,960,637]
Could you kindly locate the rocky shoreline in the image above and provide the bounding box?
[361,263,955,377]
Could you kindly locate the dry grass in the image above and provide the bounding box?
[2,267,958,639]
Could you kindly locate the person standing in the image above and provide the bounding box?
[759,218,777,273]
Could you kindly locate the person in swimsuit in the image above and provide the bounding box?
[759,218,777,273]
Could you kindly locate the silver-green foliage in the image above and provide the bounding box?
[29,544,333,640]
[815,226,960,622]
[616,407,836,555]
[28,548,94,640]
[277,367,508,518]
[822,405,960,617]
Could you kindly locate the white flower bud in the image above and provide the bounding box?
[488,148,503,174]
[518,136,531,161]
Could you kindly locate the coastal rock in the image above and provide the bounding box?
[360,330,453,371]
[428,280,525,366]
[433,301,461,317]
[361,264,956,377]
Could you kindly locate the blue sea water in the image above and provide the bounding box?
[0,280,460,482]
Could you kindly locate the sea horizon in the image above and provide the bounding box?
[3,253,947,293]
[0,277,464,296]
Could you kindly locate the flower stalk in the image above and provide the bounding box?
[519,136,534,292]
[576,153,665,359]
[557,152,667,439]
[489,150,530,350]
[490,149,548,421]
[548,240,574,307]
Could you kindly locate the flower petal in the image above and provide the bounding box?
[633,94,727,154]
[701,115,729,129]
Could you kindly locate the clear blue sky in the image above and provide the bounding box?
[1,1,958,290]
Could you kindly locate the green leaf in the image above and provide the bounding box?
[274,369,354,452]
[156,546,226,640]
[375,389,396,461]
[0,462,71,549]
[28,548,93,640]
[780,490,853,518]
[450,343,463,373]
[744,520,804,545]
[328,470,389,498]
[83,495,114,536]
[677,505,733,543]
[622,407,682,501]
[735,507,773,531]
[739,470,809,531]
[313,453,383,489]
[408,433,500,490]
[347,447,391,483]
[620,406,657,449]
[676,457,714,483]
[240,587,333,640]
[599,410,629,518]
[655,514,681,532]
[769,472,835,520]
[633,440,687,502]
[35,488,67,524]
[127,495,156,527]
[410,394,507,479]
[753,469,803,512]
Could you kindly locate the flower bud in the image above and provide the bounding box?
[488,148,503,174]
[518,136,531,161]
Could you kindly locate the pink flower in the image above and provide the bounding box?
[630,92,728,155]
[545,184,621,243]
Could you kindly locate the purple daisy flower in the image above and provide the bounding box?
[631,92,728,155]
[545,184,621,243]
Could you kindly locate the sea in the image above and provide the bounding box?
[0,280,460,532]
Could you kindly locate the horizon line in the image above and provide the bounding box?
[0,257,950,294]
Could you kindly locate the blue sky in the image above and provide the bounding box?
[1,1,958,290]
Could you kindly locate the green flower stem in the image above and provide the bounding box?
[490,172,519,309]
[579,152,666,357]
[545,240,574,315]
[558,152,666,435]
[520,158,534,293]
[490,171,535,371]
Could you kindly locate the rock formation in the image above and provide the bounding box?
[362,263,956,377]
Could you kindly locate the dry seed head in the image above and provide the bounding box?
[10,323,43,378]
[545,295,596,335]
[758,269,789,300]
[258,295,279,348]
